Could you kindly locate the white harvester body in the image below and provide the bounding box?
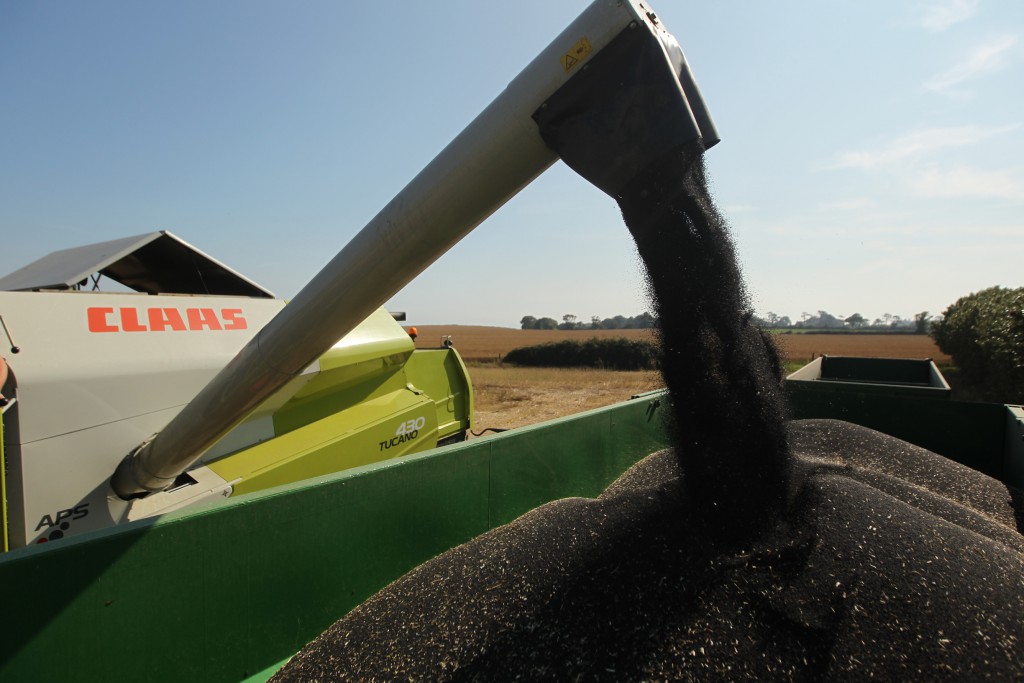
[0,288,284,545]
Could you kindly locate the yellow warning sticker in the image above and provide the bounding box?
[561,37,593,73]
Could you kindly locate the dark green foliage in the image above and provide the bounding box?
[504,337,661,371]
[913,311,932,335]
[931,286,1024,403]
[534,317,559,330]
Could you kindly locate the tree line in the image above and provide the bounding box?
[755,310,934,334]
[520,313,657,331]
[522,310,934,333]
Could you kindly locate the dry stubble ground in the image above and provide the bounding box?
[409,325,950,433]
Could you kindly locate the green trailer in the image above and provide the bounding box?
[2,383,1022,681]
[785,356,1024,487]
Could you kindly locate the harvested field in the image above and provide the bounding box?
[409,326,951,434]
[410,325,655,363]
[773,333,950,365]
[468,366,662,434]
[410,325,950,365]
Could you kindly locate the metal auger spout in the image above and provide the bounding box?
[111,0,718,499]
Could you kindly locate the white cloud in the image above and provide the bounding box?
[920,0,979,32]
[829,124,1020,169]
[911,165,1024,199]
[924,35,1018,94]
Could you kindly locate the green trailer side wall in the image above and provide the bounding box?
[785,384,1013,481]
[784,357,1024,487]
[0,394,669,683]
[1004,406,1024,489]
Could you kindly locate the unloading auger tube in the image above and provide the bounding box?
[110,0,719,499]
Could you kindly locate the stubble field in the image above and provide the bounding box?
[409,325,950,433]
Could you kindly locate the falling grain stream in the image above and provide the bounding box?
[274,142,1024,683]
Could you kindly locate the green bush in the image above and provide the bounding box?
[931,286,1024,403]
[503,338,661,371]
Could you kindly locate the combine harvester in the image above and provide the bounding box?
[0,1,1020,680]
[0,0,712,547]
[0,229,474,548]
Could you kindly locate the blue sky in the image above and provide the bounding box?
[2,1,1021,327]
